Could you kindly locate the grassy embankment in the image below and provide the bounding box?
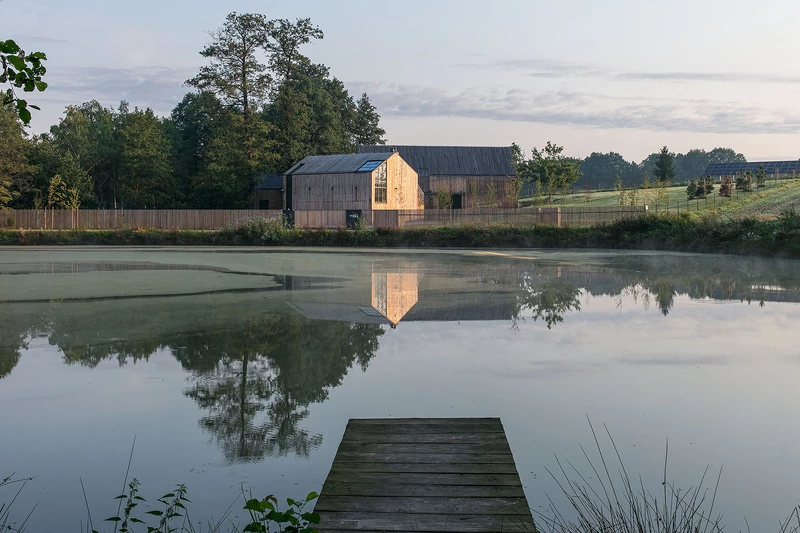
[525,178,800,217]
[2,210,800,258]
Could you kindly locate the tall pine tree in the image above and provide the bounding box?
[352,93,386,146]
[653,146,676,183]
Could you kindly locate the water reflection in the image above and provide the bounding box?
[2,251,800,463]
[179,314,382,462]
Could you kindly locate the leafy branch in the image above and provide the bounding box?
[0,39,48,124]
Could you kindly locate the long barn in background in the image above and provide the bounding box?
[357,145,518,208]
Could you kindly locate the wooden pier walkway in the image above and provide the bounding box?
[315,418,535,532]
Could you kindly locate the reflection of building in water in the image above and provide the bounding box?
[284,266,421,327]
[371,272,419,326]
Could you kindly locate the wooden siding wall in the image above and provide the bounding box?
[291,173,373,211]
[376,153,421,210]
[426,175,515,208]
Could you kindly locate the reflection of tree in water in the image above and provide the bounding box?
[177,313,383,463]
[646,280,678,316]
[0,348,22,380]
[0,303,384,463]
[0,312,32,379]
[512,274,582,329]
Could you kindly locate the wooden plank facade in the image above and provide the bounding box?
[315,418,534,533]
[286,152,422,211]
[357,146,519,209]
[427,176,516,209]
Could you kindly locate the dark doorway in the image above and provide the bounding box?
[451,194,463,210]
[285,175,293,210]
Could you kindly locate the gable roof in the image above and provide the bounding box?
[357,145,515,177]
[256,174,283,190]
[285,153,395,175]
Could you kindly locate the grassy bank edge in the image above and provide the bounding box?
[2,212,800,259]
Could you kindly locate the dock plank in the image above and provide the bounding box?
[316,418,534,533]
[331,452,515,464]
[341,431,508,444]
[328,462,520,475]
[315,496,531,514]
[320,482,526,498]
[315,512,534,532]
[336,442,512,455]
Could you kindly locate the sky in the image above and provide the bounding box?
[3,0,800,161]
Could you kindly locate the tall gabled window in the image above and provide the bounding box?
[374,162,387,204]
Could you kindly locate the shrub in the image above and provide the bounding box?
[239,216,287,243]
[736,172,753,192]
[436,188,453,209]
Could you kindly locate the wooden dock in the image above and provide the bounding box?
[315,418,535,532]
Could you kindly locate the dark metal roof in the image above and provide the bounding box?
[357,145,516,177]
[256,174,283,190]
[286,153,395,175]
[705,161,800,175]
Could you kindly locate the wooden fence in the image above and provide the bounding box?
[4,209,283,230]
[373,207,648,229]
[3,206,649,231]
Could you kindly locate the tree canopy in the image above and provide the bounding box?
[514,141,582,202]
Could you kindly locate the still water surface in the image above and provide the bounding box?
[1,247,799,531]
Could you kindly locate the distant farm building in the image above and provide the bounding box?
[704,160,800,178]
[357,145,518,208]
[254,174,283,210]
[283,152,422,211]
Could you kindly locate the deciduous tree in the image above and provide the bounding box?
[517,142,582,203]
[117,107,175,208]
[0,106,32,208]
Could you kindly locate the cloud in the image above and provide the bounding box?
[11,35,71,45]
[461,58,800,85]
[617,71,800,84]
[38,66,194,114]
[347,82,800,134]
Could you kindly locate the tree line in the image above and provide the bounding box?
[0,13,386,210]
[578,146,747,190]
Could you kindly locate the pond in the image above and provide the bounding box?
[1,247,799,532]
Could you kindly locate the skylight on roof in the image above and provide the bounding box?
[357,161,383,172]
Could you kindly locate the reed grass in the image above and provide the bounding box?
[534,420,800,533]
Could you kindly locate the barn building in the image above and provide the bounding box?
[254,174,283,210]
[357,145,518,208]
[283,152,422,211]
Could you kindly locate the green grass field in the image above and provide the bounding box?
[522,178,800,219]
